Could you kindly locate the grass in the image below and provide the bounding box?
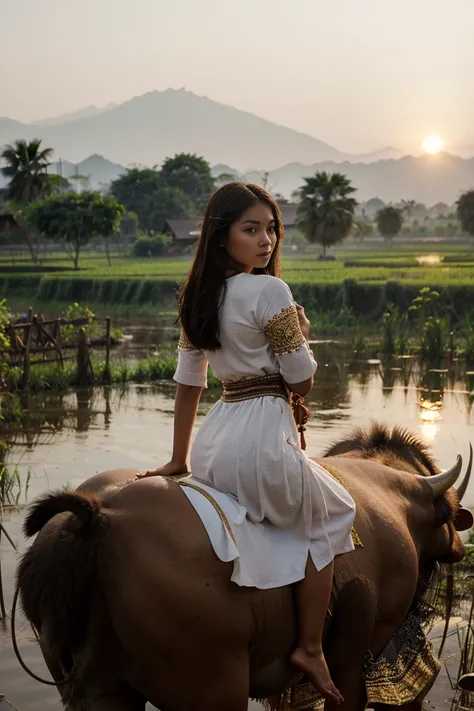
[3,243,474,330]
[4,318,474,397]
[0,462,22,504]
[5,351,183,392]
[2,243,474,285]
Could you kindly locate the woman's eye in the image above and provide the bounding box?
[245,228,257,234]
[268,226,276,233]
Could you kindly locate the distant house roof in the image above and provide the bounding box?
[164,205,298,243]
[278,201,298,227]
[0,212,21,232]
[164,219,203,241]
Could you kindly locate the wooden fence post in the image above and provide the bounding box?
[76,329,93,385]
[20,307,34,389]
[6,312,111,385]
[22,322,32,389]
[54,318,64,368]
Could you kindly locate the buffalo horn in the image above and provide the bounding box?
[455,443,473,502]
[426,454,463,497]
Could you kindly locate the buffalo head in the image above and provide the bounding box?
[324,423,473,568]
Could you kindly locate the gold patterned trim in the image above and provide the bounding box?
[275,682,324,710]
[264,305,306,356]
[275,635,440,709]
[364,611,440,705]
[178,480,237,545]
[267,608,440,710]
[221,374,289,404]
[178,466,361,554]
[178,327,197,351]
[177,463,362,549]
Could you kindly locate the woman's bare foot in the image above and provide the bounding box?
[291,647,344,705]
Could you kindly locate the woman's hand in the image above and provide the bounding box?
[295,302,311,341]
[138,461,189,479]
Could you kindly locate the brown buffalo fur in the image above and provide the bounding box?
[17,489,109,667]
[324,421,438,476]
[17,422,460,709]
[324,421,459,528]
[23,489,103,537]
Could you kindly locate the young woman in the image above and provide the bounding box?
[143,182,356,704]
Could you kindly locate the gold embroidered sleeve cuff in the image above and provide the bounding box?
[264,305,306,356]
[178,328,197,351]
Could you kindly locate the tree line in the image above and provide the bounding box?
[1,138,474,268]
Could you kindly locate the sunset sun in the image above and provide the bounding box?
[422,134,444,155]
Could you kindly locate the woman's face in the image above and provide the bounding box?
[226,202,277,273]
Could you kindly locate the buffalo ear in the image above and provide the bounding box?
[454,507,474,532]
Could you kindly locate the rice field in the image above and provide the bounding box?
[1,246,474,286]
[2,244,474,317]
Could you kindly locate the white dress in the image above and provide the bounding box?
[174,273,356,582]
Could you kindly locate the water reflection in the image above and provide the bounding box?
[419,399,442,442]
[4,387,118,445]
[112,315,178,362]
[416,254,442,266]
[4,345,473,448]
[379,358,414,395]
[2,332,473,711]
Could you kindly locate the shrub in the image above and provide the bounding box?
[131,234,172,257]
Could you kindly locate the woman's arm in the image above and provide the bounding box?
[141,383,204,477]
[288,303,314,396]
[170,383,204,467]
[288,376,313,397]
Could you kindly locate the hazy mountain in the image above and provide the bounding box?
[1,147,472,204]
[46,154,124,190]
[355,146,406,162]
[209,154,474,204]
[266,153,474,204]
[0,88,350,170]
[46,159,77,178]
[1,91,473,203]
[0,118,26,137]
[32,103,117,127]
[0,154,124,191]
[452,145,474,159]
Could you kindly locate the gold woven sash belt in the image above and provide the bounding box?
[221,374,289,403]
[220,374,311,451]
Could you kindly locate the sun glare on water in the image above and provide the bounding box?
[422,135,444,155]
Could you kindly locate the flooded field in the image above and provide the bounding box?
[1,336,473,709]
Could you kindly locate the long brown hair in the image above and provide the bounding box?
[178,182,283,350]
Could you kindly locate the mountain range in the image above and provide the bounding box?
[1,89,473,204]
[32,103,118,127]
[46,155,126,190]
[0,88,408,170]
[234,153,474,205]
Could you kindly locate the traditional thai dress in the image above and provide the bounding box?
[174,273,356,587]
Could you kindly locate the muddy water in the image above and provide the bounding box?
[1,341,474,709]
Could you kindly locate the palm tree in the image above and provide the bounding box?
[1,138,53,261]
[296,172,357,257]
[1,138,53,204]
[456,190,474,238]
[376,206,403,241]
